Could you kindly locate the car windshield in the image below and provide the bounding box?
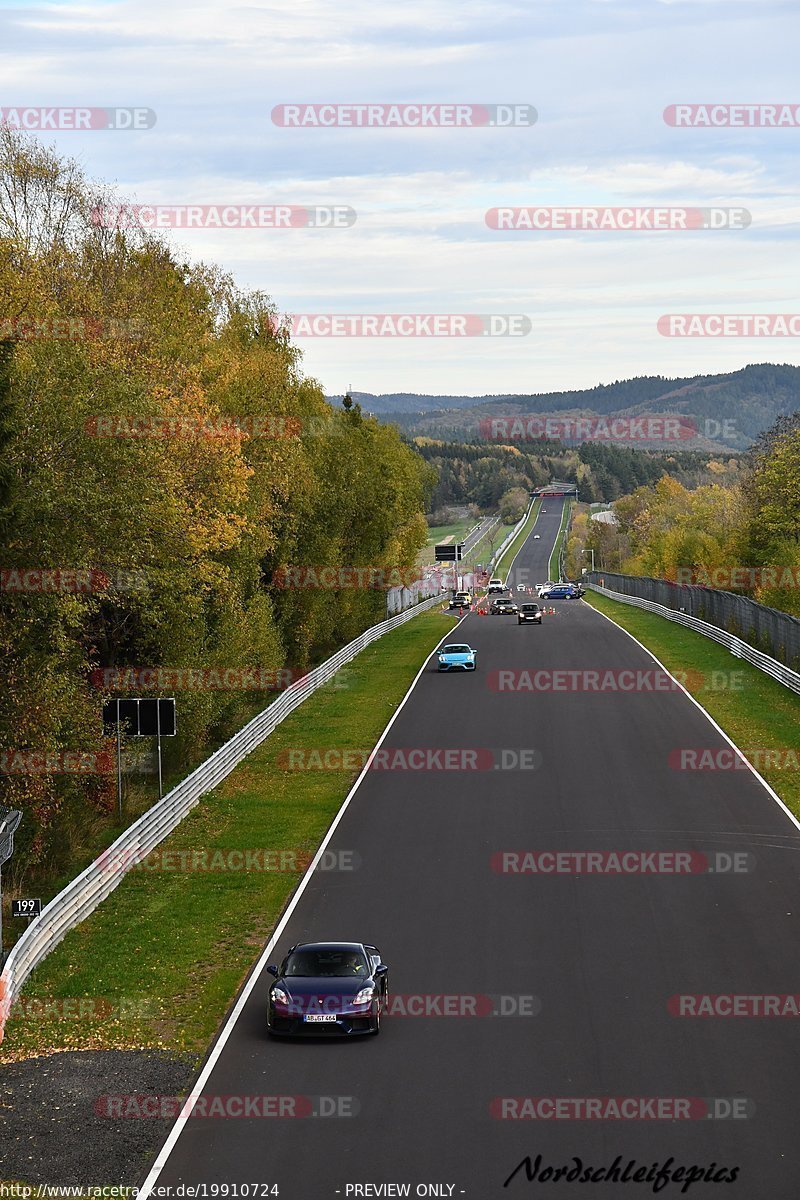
[443,645,471,654]
[283,948,368,977]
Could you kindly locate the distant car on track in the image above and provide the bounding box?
[448,591,472,609]
[490,597,518,615]
[437,643,477,671]
[536,581,557,596]
[487,577,506,594]
[266,942,388,1037]
[533,534,541,539]
[518,602,542,624]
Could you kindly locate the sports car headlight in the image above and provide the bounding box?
[353,987,375,1006]
[271,987,290,1007]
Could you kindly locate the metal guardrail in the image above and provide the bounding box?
[0,591,445,1039]
[587,582,800,696]
[557,500,573,582]
[492,500,536,575]
[386,572,446,615]
[586,569,800,668]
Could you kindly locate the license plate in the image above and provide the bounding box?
[304,1013,337,1023]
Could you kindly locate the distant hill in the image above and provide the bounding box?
[329,365,800,448]
[325,391,501,414]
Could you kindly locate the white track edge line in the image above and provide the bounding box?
[137,616,459,1196]
[587,597,800,837]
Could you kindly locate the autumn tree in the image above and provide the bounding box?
[0,130,432,877]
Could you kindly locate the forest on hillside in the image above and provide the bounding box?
[566,413,800,616]
[368,363,800,447]
[414,437,742,508]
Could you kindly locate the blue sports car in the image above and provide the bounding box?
[437,643,477,671]
[266,942,389,1036]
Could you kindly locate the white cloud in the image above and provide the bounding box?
[1,0,798,391]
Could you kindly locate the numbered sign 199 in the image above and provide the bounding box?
[12,898,41,918]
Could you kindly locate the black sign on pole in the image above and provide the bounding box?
[12,898,41,918]
[102,698,176,737]
[434,542,464,562]
[102,698,177,815]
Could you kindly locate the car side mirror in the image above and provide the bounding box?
[267,964,279,977]
[374,964,388,977]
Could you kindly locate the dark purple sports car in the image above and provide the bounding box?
[266,941,389,1036]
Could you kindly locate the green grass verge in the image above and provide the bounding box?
[0,607,457,1064]
[494,500,542,578]
[417,518,474,568]
[425,518,473,545]
[460,517,502,568]
[585,590,800,818]
[419,516,500,571]
[548,499,572,580]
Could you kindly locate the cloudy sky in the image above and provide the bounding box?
[1,0,798,396]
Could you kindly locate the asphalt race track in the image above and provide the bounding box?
[142,498,800,1198]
